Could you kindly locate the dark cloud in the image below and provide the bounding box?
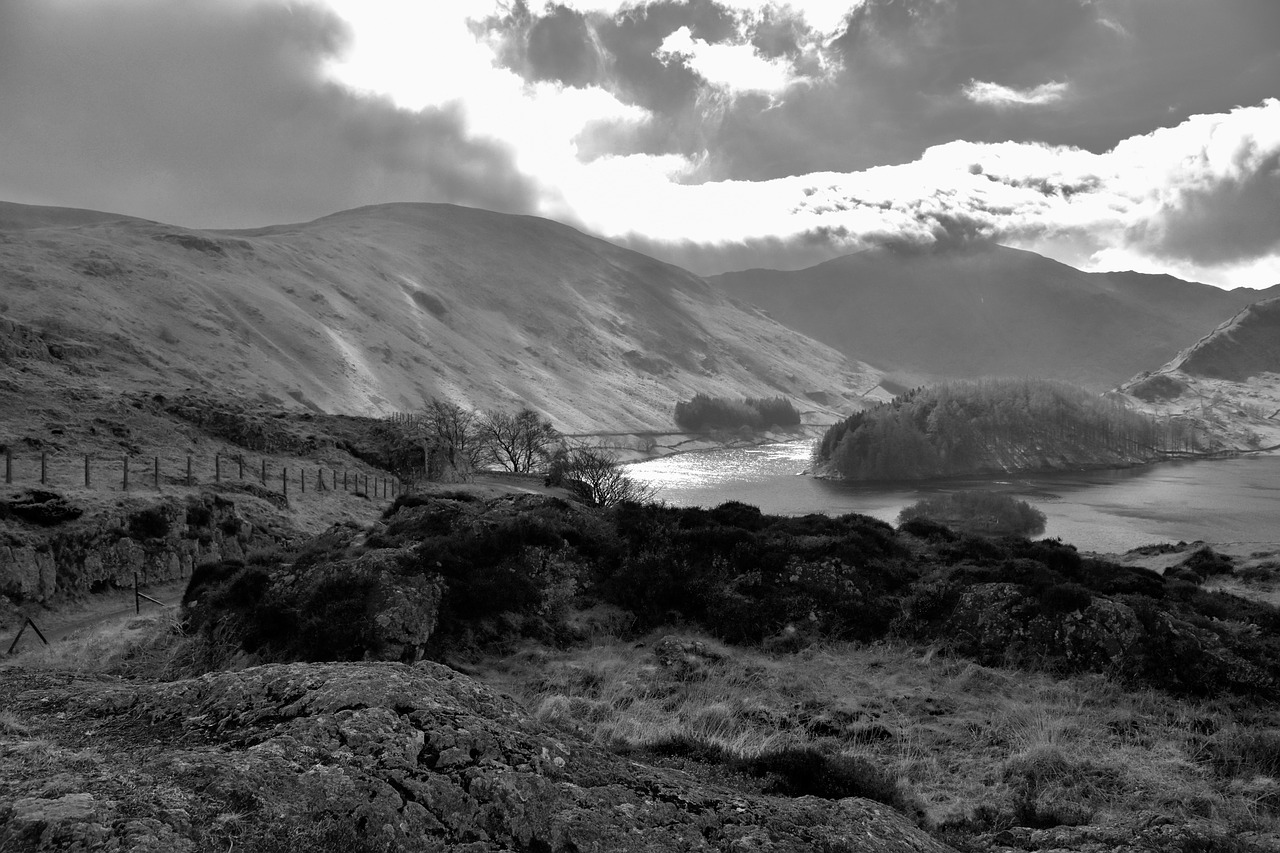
[483,0,1280,190]
[1140,151,1280,266]
[0,0,538,228]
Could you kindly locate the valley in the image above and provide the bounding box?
[4,199,1280,853]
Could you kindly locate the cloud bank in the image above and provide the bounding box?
[0,0,1276,288]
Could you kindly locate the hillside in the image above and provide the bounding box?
[1122,296,1280,450]
[710,242,1279,390]
[0,201,884,432]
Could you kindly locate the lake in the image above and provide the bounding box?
[626,440,1280,553]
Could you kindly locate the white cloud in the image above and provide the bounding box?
[552,1,864,35]
[315,1,1280,288]
[656,26,800,96]
[964,79,1070,108]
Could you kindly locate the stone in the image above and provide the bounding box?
[2,663,955,853]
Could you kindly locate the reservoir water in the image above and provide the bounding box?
[627,441,1280,554]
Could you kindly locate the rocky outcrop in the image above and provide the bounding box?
[0,492,284,620]
[0,663,952,852]
[0,317,98,363]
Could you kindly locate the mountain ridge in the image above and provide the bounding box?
[711,242,1280,390]
[0,200,885,432]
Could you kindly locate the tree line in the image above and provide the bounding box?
[673,393,801,432]
[816,378,1204,481]
[386,400,653,507]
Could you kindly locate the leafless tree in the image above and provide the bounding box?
[555,443,656,507]
[410,398,485,480]
[479,407,559,473]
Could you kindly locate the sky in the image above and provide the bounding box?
[0,0,1278,288]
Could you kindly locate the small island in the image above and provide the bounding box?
[814,378,1205,481]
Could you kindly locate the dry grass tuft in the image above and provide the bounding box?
[481,629,1280,843]
[0,710,32,737]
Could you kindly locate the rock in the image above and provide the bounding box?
[654,635,727,668]
[2,663,954,852]
[0,493,283,607]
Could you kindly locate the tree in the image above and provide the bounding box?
[554,444,656,508]
[413,398,485,480]
[479,407,559,473]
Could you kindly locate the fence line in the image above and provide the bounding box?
[1,448,408,505]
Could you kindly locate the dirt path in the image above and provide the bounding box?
[4,580,186,654]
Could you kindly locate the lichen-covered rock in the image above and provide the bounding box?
[1,663,953,852]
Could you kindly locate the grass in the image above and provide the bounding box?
[478,627,1280,846]
[2,609,215,679]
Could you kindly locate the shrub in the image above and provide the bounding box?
[898,491,1046,538]
[1038,582,1093,615]
[128,506,171,540]
[296,575,376,660]
[185,504,213,527]
[558,444,655,508]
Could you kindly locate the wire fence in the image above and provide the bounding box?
[1,449,407,504]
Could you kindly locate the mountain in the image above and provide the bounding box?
[0,201,884,432]
[710,242,1280,391]
[1121,296,1280,450]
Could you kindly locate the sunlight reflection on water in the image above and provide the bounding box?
[627,443,1280,553]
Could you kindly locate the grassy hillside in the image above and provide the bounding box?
[711,242,1278,390]
[1121,296,1280,452]
[0,201,884,431]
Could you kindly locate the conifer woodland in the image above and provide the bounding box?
[816,378,1203,480]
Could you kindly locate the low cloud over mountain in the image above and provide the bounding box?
[2,0,1277,287]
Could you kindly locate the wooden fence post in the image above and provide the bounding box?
[343,470,348,491]
[84,454,91,488]
[40,451,47,485]
[316,468,324,491]
[332,469,337,491]
[282,467,288,499]
[122,455,129,491]
[300,469,305,493]
[154,456,160,490]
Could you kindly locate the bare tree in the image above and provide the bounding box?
[479,407,560,473]
[410,398,485,480]
[555,443,656,507]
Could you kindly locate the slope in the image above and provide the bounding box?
[0,201,883,431]
[710,242,1279,391]
[1121,296,1280,450]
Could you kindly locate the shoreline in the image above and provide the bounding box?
[810,445,1280,486]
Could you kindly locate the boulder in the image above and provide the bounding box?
[1,663,954,853]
